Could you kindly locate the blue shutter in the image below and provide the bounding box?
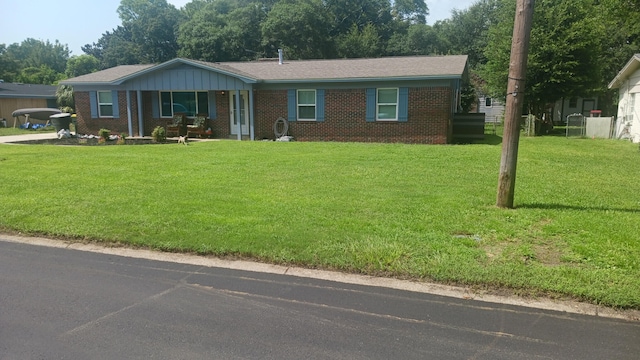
[316,89,325,122]
[287,89,297,122]
[366,88,376,122]
[151,92,159,118]
[208,91,217,119]
[90,91,98,118]
[111,90,119,118]
[398,87,409,122]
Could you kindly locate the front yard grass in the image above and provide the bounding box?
[0,136,638,308]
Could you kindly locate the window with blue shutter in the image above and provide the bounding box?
[365,88,376,122]
[398,87,408,122]
[316,89,325,122]
[111,90,119,118]
[90,91,98,118]
[287,89,297,122]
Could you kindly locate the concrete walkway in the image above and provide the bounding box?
[0,132,58,143]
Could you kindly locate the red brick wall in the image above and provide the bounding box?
[75,91,137,136]
[75,88,452,143]
[253,87,452,144]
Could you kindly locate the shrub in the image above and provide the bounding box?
[151,126,166,143]
[117,132,127,145]
[98,128,110,141]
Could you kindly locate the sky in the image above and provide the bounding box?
[0,0,476,56]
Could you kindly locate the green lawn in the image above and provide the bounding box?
[0,135,638,308]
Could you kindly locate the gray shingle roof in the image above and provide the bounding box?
[61,64,154,84]
[0,82,57,98]
[62,55,468,85]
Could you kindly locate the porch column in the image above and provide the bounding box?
[249,89,255,141]
[137,90,143,137]
[235,90,242,141]
[126,91,133,137]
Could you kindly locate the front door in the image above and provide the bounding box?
[230,90,249,135]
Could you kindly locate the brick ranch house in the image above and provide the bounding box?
[61,55,469,144]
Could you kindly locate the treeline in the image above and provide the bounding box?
[1,0,639,117]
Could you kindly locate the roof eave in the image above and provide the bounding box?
[259,75,463,84]
[111,58,258,85]
[608,54,640,89]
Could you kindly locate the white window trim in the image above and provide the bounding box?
[485,97,493,108]
[376,88,399,121]
[159,91,208,118]
[297,89,316,121]
[97,91,113,118]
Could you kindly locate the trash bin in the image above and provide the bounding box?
[0,118,6,128]
[50,113,72,131]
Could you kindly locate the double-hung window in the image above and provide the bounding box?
[160,91,209,118]
[97,91,114,117]
[377,88,398,120]
[297,89,316,120]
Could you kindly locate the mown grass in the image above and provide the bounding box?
[0,126,56,136]
[0,135,638,308]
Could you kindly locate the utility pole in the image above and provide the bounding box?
[496,0,535,208]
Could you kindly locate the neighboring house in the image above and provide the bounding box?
[60,55,469,144]
[552,96,599,124]
[608,53,640,143]
[0,82,57,125]
[477,94,505,123]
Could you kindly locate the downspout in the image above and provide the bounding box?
[137,91,143,137]
[126,91,133,137]
[249,88,255,141]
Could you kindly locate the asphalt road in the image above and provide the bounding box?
[1,239,638,360]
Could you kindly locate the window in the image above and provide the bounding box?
[627,93,636,122]
[377,88,398,120]
[160,91,209,117]
[485,97,492,107]
[97,91,113,117]
[569,97,578,108]
[297,90,316,120]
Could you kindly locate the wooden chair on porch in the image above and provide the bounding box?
[166,113,186,137]
[186,114,208,138]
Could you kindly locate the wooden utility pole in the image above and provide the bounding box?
[496,0,535,208]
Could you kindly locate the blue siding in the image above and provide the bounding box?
[111,90,119,118]
[398,87,408,122]
[287,89,297,122]
[125,66,253,91]
[89,91,98,118]
[365,88,376,122]
[316,89,325,122]
[208,91,217,119]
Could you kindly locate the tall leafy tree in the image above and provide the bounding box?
[433,0,500,68]
[337,23,381,58]
[261,0,333,59]
[482,0,604,116]
[117,0,181,63]
[393,0,429,24]
[82,26,141,68]
[65,55,100,78]
[178,1,266,61]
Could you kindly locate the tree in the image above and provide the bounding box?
[433,0,501,68]
[337,23,381,58]
[117,0,181,63]
[261,0,333,59]
[56,85,75,112]
[393,0,429,24]
[0,44,20,82]
[82,26,141,68]
[65,55,100,78]
[482,0,604,117]
[16,65,64,85]
[178,1,266,61]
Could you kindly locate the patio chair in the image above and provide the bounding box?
[166,113,186,137]
[187,114,208,138]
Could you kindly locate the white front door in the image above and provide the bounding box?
[230,90,249,135]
